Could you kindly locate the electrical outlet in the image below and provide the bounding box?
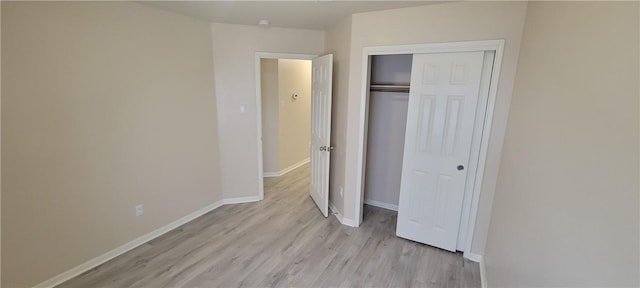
[340,187,344,197]
[135,204,143,217]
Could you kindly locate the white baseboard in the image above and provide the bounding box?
[480,257,487,288]
[263,158,309,178]
[35,195,261,288]
[341,217,356,227]
[263,171,279,177]
[364,199,398,211]
[464,253,486,288]
[464,252,482,263]
[329,201,356,227]
[223,195,262,204]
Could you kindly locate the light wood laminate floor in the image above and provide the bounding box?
[59,164,480,287]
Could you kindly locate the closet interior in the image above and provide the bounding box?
[363,54,413,214]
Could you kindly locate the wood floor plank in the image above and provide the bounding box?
[57,164,481,287]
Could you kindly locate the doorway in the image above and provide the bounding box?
[259,58,312,178]
[354,40,505,259]
[255,52,334,218]
[255,53,316,200]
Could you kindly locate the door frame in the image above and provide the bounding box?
[254,52,317,200]
[353,40,505,259]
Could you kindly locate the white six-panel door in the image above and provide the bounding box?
[310,54,333,217]
[396,52,485,252]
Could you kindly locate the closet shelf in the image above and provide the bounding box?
[369,84,410,93]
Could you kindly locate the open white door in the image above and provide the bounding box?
[310,54,333,217]
[396,52,485,252]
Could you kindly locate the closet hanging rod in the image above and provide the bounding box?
[369,84,410,93]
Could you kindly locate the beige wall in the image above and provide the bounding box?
[260,59,280,173]
[484,2,640,286]
[1,2,221,287]
[340,2,528,256]
[211,23,324,199]
[324,15,352,214]
[277,59,311,169]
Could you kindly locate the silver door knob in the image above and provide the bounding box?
[328,146,334,151]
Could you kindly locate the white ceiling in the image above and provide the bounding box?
[141,1,446,30]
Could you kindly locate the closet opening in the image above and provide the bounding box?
[354,41,505,259]
[362,54,412,216]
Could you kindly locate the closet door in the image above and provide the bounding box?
[396,52,484,252]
